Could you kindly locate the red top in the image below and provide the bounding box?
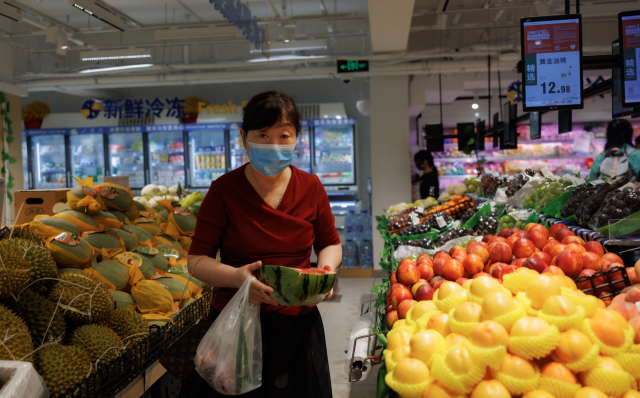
[189,164,341,316]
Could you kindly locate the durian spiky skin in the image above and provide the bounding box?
[0,227,43,245]
[70,324,123,369]
[0,238,57,293]
[108,308,149,348]
[9,289,66,346]
[38,344,91,398]
[49,272,114,325]
[0,246,31,300]
[0,303,34,363]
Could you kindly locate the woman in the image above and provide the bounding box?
[185,91,342,398]
[414,149,440,199]
[589,119,640,181]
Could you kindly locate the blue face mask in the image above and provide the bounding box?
[248,142,296,176]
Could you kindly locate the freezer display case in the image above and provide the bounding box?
[188,124,226,188]
[149,130,185,187]
[313,120,356,185]
[293,124,311,173]
[70,131,105,186]
[229,128,248,171]
[108,130,145,188]
[22,132,28,189]
[31,132,68,189]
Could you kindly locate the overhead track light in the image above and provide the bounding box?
[68,0,137,31]
[46,26,58,44]
[79,64,153,74]
[282,27,292,43]
[249,39,327,53]
[80,47,151,61]
[57,31,69,50]
[0,2,21,21]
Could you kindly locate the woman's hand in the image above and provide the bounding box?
[236,261,279,306]
[322,265,334,301]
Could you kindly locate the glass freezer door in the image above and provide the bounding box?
[70,134,105,186]
[313,125,355,185]
[109,133,145,188]
[292,126,311,173]
[31,135,67,189]
[188,129,226,188]
[22,137,28,189]
[149,131,185,187]
[229,129,248,171]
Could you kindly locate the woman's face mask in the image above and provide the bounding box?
[247,142,295,176]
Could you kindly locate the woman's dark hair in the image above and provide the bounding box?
[242,91,301,136]
[414,150,435,168]
[605,119,634,150]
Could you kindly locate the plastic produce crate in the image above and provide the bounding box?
[574,267,631,300]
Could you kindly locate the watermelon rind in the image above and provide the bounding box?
[257,265,336,307]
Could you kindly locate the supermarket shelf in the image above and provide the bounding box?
[150,149,183,154]
[151,162,184,167]
[195,167,225,172]
[434,154,597,163]
[442,139,604,147]
[112,149,143,154]
[194,151,225,156]
[230,148,246,153]
[40,169,66,174]
[315,144,352,149]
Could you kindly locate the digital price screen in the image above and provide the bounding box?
[521,15,583,112]
[619,11,640,107]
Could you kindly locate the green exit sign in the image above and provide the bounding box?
[337,59,369,73]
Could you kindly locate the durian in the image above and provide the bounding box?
[0,238,57,293]
[0,304,34,363]
[108,308,149,348]
[70,324,124,369]
[9,289,66,346]
[49,272,114,324]
[38,344,91,398]
[0,246,31,300]
[0,226,43,244]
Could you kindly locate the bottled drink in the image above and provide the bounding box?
[345,210,356,241]
[355,211,364,241]
[361,210,373,241]
[359,240,373,268]
[342,240,357,268]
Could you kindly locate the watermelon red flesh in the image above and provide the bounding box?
[257,265,336,307]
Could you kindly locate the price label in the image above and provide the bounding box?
[53,232,80,246]
[81,187,96,197]
[409,213,420,225]
[436,216,447,229]
[173,207,192,216]
[97,186,118,200]
[522,17,582,110]
[169,263,189,274]
[139,211,157,219]
[133,246,160,255]
[158,247,180,258]
[114,252,142,268]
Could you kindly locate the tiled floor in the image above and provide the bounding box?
[316,275,383,398]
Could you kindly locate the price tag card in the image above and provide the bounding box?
[133,246,160,255]
[436,216,447,229]
[521,15,583,111]
[620,12,640,107]
[409,213,420,225]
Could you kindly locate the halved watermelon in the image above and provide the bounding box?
[257,265,336,306]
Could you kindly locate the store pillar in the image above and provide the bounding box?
[370,75,412,270]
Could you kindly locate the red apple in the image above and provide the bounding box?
[397,261,421,286]
[488,236,507,246]
[524,223,543,233]
[434,251,451,262]
[511,231,530,240]
[433,257,447,276]
[506,235,519,249]
[452,253,467,263]
[387,283,407,305]
[489,241,513,263]
[429,276,446,288]
[442,259,465,281]
[561,236,585,245]
[418,263,435,281]
[397,299,417,319]
[417,253,431,263]
[548,223,568,238]
[576,269,604,292]
[551,256,557,266]
[391,287,413,310]
[513,238,536,259]
[455,278,468,286]
[581,252,603,271]
[490,263,505,279]
[463,271,473,279]
[387,304,393,313]
[417,255,433,268]
[411,280,428,298]
[415,283,435,301]
[472,272,492,279]
[548,244,567,259]
[565,243,586,254]
[498,228,511,238]
[542,239,560,255]
[462,253,484,275]
[449,245,465,256]
[499,264,518,280]
[482,234,494,243]
[530,251,552,266]
[625,286,640,304]
[467,244,489,264]
[511,258,526,268]
[386,310,399,329]
[554,228,575,243]
[630,317,640,345]
[543,265,565,276]
[627,267,639,285]
[399,258,416,268]
[432,279,447,291]
[602,253,624,265]
[556,249,584,277]
[390,270,398,285]
[522,257,547,273]
[584,241,605,257]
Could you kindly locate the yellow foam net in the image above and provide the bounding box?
[168,211,195,236]
[81,230,126,254]
[581,319,634,357]
[134,219,162,236]
[131,279,177,316]
[515,292,539,317]
[557,343,601,373]
[429,352,486,395]
[433,291,468,313]
[487,301,527,332]
[384,370,430,398]
[508,324,560,360]
[537,305,585,332]
[66,178,105,215]
[45,234,93,268]
[416,310,442,331]
[95,182,134,212]
[448,309,479,337]
[91,214,123,230]
[503,272,539,295]
[53,211,102,234]
[538,376,581,398]
[462,339,506,371]
[392,324,418,335]
[163,272,202,299]
[614,352,640,379]
[492,364,540,396]
[561,291,599,317]
[28,216,72,240]
[179,236,192,252]
[580,367,637,398]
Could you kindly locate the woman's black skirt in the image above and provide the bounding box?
[180,306,332,398]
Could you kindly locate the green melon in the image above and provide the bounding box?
[123,225,155,244]
[156,233,181,247]
[139,252,169,272]
[157,209,169,221]
[133,201,147,212]
[138,255,157,279]
[257,265,336,306]
[37,217,80,236]
[99,185,133,211]
[47,237,92,268]
[113,229,137,251]
[92,210,120,222]
[156,245,185,259]
[167,264,203,288]
[54,210,100,233]
[110,291,136,309]
[93,259,129,290]
[82,232,122,250]
[110,210,127,223]
[154,277,188,302]
[134,220,161,236]
[173,213,196,234]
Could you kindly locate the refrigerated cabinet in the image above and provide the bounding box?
[70,133,105,186]
[22,134,28,189]
[313,124,356,185]
[148,131,186,187]
[229,129,248,171]
[188,128,226,188]
[292,126,312,173]
[31,134,68,189]
[108,132,146,189]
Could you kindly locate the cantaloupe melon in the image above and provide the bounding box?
[54,210,100,233]
[138,255,157,279]
[133,219,161,236]
[110,291,136,309]
[91,210,122,229]
[97,184,133,211]
[171,212,196,235]
[82,232,122,250]
[36,217,80,236]
[93,259,129,290]
[109,211,127,223]
[113,229,137,251]
[123,225,154,245]
[138,252,169,272]
[47,237,93,268]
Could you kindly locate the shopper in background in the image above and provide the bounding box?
[589,119,640,181]
[184,91,341,398]
[414,150,440,199]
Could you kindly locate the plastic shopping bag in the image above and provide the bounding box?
[195,276,262,395]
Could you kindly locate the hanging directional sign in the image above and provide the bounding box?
[337,60,369,73]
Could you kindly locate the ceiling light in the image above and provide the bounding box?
[46,26,58,44]
[0,2,21,21]
[282,27,292,43]
[475,113,480,117]
[80,48,151,61]
[472,103,479,109]
[248,54,328,63]
[79,64,153,74]
[336,115,342,119]
[57,31,69,50]
[69,0,137,32]
[250,39,327,54]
